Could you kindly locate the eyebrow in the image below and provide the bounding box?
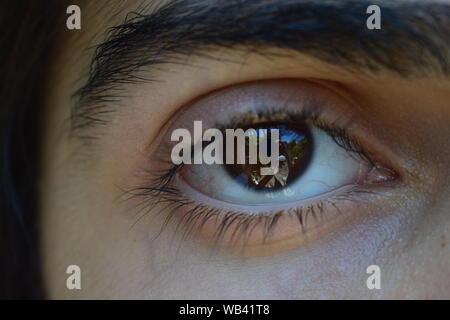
[72,0,450,134]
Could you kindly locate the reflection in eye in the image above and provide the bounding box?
[129,81,399,251]
[224,122,313,191]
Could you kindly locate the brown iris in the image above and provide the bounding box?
[224,122,313,191]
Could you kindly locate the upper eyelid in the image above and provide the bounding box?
[152,78,408,186]
[71,0,450,136]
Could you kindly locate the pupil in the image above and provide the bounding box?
[224,122,313,191]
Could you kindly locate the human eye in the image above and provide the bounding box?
[127,79,400,255]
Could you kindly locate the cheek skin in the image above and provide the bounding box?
[158,190,446,300]
[114,188,416,299]
[40,172,442,300]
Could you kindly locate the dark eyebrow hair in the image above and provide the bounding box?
[72,0,450,134]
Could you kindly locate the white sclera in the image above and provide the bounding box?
[183,127,363,205]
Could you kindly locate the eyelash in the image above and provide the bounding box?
[124,107,379,246]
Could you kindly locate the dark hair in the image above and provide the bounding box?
[0,0,67,299]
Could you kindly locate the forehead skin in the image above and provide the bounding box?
[40,0,450,299]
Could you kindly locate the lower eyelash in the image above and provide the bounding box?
[123,162,376,247]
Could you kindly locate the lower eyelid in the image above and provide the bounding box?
[123,163,399,257]
[168,186,380,257]
[164,168,392,252]
[176,170,365,214]
[158,150,399,254]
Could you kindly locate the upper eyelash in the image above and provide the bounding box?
[217,108,374,165]
[123,108,377,245]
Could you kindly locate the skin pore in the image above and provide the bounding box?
[40,0,450,299]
